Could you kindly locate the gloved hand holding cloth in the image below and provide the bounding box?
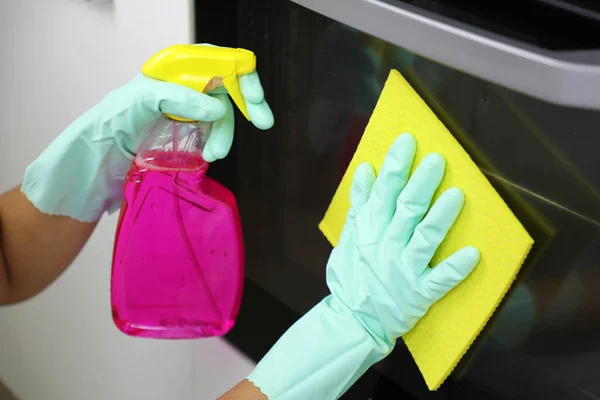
[248,133,480,400]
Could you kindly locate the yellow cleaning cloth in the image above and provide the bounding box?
[319,70,533,390]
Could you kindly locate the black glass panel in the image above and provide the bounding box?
[200,1,600,398]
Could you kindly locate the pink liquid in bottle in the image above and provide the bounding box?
[111,117,244,339]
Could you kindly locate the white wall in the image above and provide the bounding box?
[0,0,255,398]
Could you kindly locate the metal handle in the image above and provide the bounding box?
[290,0,600,111]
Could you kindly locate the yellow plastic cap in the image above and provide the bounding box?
[142,44,256,120]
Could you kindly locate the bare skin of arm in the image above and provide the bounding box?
[0,186,97,304]
[219,380,267,400]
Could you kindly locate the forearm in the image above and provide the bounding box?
[0,186,97,304]
[216,296,383,400]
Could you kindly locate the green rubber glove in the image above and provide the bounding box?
[248,133,480,400]
[204,70,273,162]
[22,47,273,223]
[197,42,274,162]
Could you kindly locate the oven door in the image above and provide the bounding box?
[197,1,600,398]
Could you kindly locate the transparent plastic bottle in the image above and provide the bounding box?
[111,115,244,339]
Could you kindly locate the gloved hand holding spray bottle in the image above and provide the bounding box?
[111,45,262,339]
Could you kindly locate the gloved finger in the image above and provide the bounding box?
[386,153,446,245]
[351,163,377,210]
[203,94,234,162]
[247,101,275,130]
[402,187,465,275]
[240,71,265,104]
[420,246,480,302]
[155,80,227,122]
[339,163,377,244]
[207,83,273,129]
[367,133,416,231]
[240,72,274,130]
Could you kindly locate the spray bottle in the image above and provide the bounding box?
[111,45,255,339]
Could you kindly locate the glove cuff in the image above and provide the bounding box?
[247,295,393,400]
[21,124,129,222]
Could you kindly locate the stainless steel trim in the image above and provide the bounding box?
[290,0,600,111]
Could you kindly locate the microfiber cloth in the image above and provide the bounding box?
[319,70,534,390]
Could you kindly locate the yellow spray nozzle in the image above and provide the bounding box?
[142,44,256,121]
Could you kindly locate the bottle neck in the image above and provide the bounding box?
[134,152,208,172]
[173,163,209,192]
